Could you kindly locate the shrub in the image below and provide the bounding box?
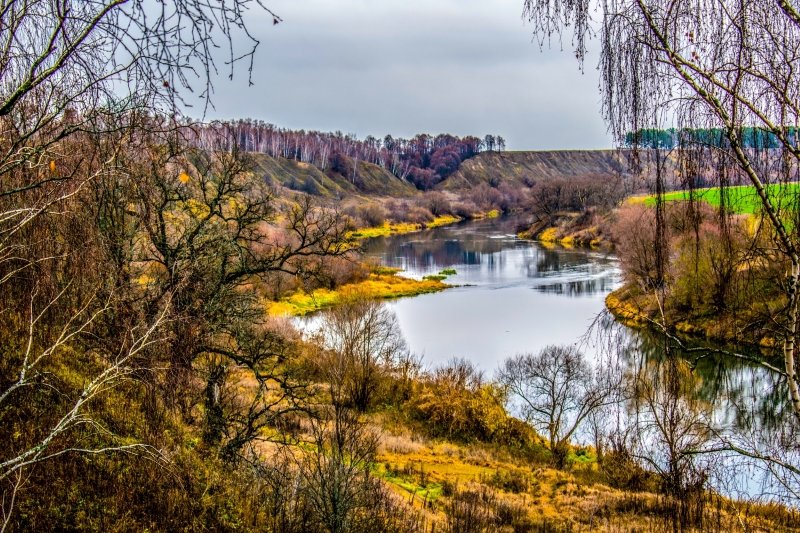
[405,205,434,224]
[425,191,453,216]
[359,203,388,227]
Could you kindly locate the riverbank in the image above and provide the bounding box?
[349,210,501,240]
[267,267,451,316]
[518,211,612,248]
[348,215,462,239]
[605,284,778,350]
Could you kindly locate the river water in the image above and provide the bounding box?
[361,216,620,371]
[361,216,798,501]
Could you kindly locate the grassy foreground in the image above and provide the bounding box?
[368,414,796,532]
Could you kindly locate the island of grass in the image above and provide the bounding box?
[267,267,450,316]
[627,182,800,215]
[423,268,457,281]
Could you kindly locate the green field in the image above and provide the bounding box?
[629,182,800,215]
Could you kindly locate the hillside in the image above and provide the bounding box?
[440,150,634,190]
[249,152,420,198]
[248,149,644,200]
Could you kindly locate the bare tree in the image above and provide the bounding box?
[315,295,407,412]
[499,345,616,468]
[0,290,169,525]
[0,1,295,524]
[629,356,713,530]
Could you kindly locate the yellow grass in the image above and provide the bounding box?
[348,215,462,240]
[267,272,450,316]
[471,209,501,220]
[425,214,461,228]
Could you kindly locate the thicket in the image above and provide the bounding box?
[611,200,783,338]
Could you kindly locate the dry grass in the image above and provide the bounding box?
[266,271,450,316]
[347,214,462,239]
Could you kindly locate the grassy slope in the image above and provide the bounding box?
[249,150,642,198]
[249,153,419,198]
[372,415,796,532]
[441,150,630,189]
[628,182,800,214]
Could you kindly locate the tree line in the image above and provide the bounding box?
[193,120,507,190]
[625,127,800,151]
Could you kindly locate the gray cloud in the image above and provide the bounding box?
[193,0,611,150]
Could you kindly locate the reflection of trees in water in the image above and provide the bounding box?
[363,219,617,291]
[364,232,510,270]
[534,277,616,297]
[534,248,563,273]
[596,318,800,500]
[611,324,788,433]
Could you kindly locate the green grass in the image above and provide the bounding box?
[378,465,444,502]
[629,182,800,215]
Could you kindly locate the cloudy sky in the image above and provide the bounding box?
[199,0,611,151]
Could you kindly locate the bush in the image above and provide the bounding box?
[425,191,453,216]
[406,359,538,446]
[359,203,388,227]
[405,205,434,224]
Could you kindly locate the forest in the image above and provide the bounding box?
[195,120,506,190]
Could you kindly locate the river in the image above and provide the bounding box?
[361,216,620,371]
[361,216,797,501]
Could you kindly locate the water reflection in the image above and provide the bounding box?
[362,217,620,298]
[360,217,621,370]
[588,319,800,500]
[361,217,798,499]
[629,327,787,432]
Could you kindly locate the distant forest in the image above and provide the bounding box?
[193,120,506,190]
[624,127,800,150]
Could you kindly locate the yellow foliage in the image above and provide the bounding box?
[425,214,461,228]
[472,209,501,220]
[179,171,191,184]
[538,227,558,242]
[605,291,648,327]
[136,274,155,286]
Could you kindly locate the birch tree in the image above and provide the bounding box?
[522,0,800,419]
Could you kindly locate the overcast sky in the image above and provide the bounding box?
[198,0,612,151]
